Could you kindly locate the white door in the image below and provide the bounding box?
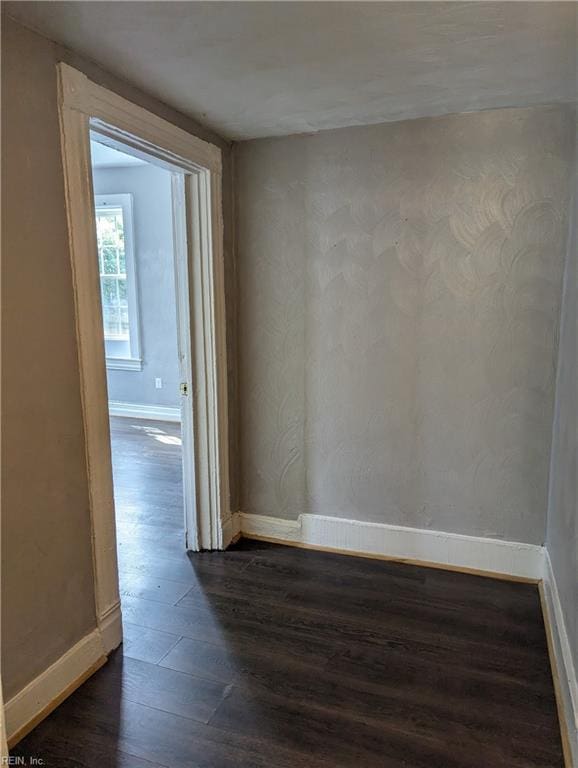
[171,172,199,550]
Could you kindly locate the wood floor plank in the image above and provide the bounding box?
[120,571,191,605]
[11,417,564,767]
[122,593,336,666]
[118,545,252,588]
[87,653,228,724]
[122,622,181,665]
[177,585,546,672]
[11,733,169,768]
[14,682,339,768]
[242,538,542,614]
[118,554,201,586]
[230,638,560,738]
[158,636,243,684]
[179,553,546,651]
[116,519,183,544]
[208,685,530,768]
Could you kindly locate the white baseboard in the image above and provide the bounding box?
[5,629,107,746]
[236,512,544,581]
[542,552,578,763]
[221,513,241,548]
[98,601,123,655]
[108,400,181,422]
[240,512,300,543]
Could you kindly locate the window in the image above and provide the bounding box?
[94,194,141,369]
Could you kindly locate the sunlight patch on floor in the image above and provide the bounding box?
[128,422,182,446]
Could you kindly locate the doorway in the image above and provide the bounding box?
[58,63,231,654]
[89,136,188,617]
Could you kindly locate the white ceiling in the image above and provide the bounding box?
[6,2,577,141]
[90,139,147,168]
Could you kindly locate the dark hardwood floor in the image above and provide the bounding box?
[12,417,564,767]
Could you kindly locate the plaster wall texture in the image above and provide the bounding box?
[236,105,574,544]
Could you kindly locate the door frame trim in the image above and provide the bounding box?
[57,63,231,650]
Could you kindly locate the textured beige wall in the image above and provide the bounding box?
[1,16,235,700]
[547,153,576,687]
[236,105,574,543]
[1,17,96,700]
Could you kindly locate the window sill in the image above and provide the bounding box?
[106,357,143,372]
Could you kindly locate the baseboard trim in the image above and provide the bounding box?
[99,601,123,654]
[541,553,578,765]
[108,401,181,422]
[240,512,300,544]
[5,629,107,748]
[222,512,241,549]
[236,512,544,582]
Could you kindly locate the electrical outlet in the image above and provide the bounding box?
[155,377,163,389]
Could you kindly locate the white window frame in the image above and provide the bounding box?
[94,193,142,371]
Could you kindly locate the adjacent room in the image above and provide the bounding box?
[2,3,576,767]
[89,135,191,640]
